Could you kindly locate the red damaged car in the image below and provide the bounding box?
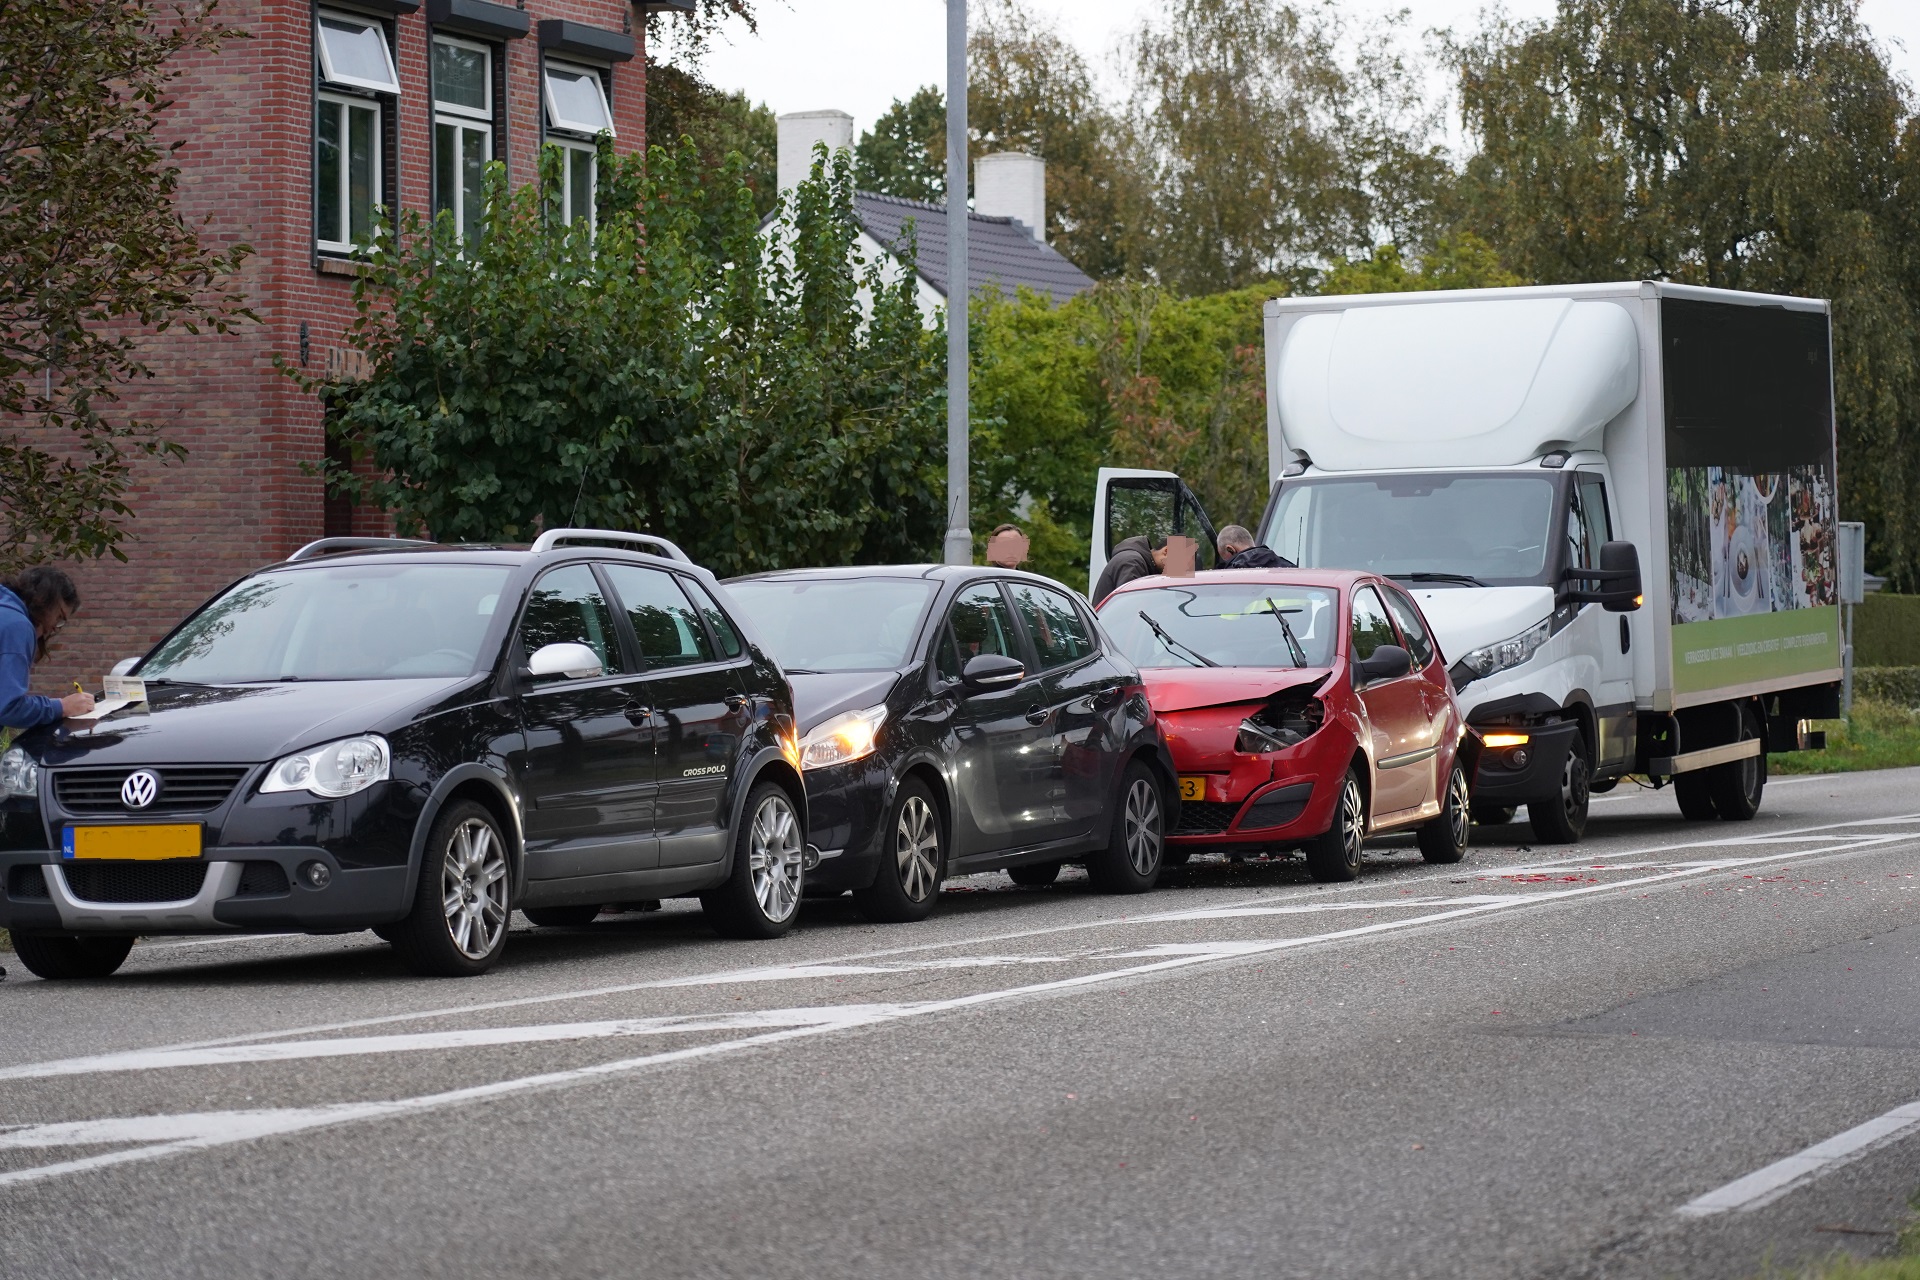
[1096,570,1477,882]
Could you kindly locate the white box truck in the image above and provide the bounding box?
[1090,282,1842,842]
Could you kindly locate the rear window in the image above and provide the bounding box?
[724,577,936,673]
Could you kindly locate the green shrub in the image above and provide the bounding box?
[1854,666,1920,708]
[1852,595,1920,666]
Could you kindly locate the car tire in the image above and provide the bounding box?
[852,779,946,923]
[1673,772,1718,820]
[1007,860,1062,887]
[1418,763,1471,864]
[1528,735,1590,845]
[523,905,602,928]
[387,799,513,977]
[702,782,806,939]
[10,933,134,980]
[1305,770,1366,882]
[1471,804,1515,826]
[1085,762,1166,894]
[1708,704,1766,821]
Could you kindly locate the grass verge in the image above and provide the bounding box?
[1770,698,1920,774]
[1775,1195,1920,1278]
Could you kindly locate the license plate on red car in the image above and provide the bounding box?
[1178,776,1207,801]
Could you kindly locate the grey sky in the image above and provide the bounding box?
[678,0,1920,148]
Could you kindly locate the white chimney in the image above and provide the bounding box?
[776,109,855,193]
[974,152,1046,242]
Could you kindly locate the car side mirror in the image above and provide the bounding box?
[960,653,1025,693]
[109,657,140,676]
[523,642,603,681]
[1355,644,1412,684]
[1562,540,1643,612]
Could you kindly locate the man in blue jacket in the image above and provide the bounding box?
[0,567,93,747]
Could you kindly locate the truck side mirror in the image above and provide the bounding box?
[1562,541,1642,612]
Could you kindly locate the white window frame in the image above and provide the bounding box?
[315,10,400,96]
[432,36,494,241]
[542,59,614,138]
[547,137,597,233]
[316,90,383,255]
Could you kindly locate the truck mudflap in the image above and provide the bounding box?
[1468,717,1580,805]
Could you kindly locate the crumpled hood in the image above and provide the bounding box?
[789,671,903,736]
[26,679,474,767]
[1140,666,1332,714]
[1401,586,1555,665]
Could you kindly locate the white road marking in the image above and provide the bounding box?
[34,811,1914,1085]
[4,824,1915,1190]
[1676,1099,1920,1216]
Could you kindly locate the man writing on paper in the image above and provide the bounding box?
[1,567,95,748]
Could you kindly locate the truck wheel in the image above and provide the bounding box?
[1306,771,1366,882]
[1708,705,1766,821]
[1417,764,1471,864]
[10,933,134,980]
[1528,736,1590,845]
[1673,773,1718,820]
[1472,805,1515,826]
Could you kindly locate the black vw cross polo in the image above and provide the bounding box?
[721,565,1176,922]
[0,531,804,979]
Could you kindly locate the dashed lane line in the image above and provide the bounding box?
[1677,1099,1920,1216]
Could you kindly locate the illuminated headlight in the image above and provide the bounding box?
[799,706,888,771]
[260,735,391,798]
[0,747,39,801]
[1459,618,1552,680]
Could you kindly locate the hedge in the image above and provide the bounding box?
[1854,665,1920,707]
[1852,594,1920,666]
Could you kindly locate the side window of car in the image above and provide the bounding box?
[1349,585,1399,663]
[949,583,1023,668]
[933,626,963,685]
[681,578,745,659]
[1381,586,1436,668]
[1008,582,1095,670]
[519,564,627,674]
[602,564,715,669]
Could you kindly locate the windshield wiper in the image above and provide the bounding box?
[1138,611,1217,668]
[1393,571,1489,588]
[782,667,824,675]
[1254,604,1308,667]
[138,676,203,688]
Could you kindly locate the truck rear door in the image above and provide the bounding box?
[1089,468,1220,598]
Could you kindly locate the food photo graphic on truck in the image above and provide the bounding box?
[1091,282,1843,844]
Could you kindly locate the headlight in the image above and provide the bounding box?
[1459,617,1553,680]
[0,747,39,801]
[799,706,888,771]
[260,734,391,798]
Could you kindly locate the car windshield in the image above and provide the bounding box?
[723,577,937,672]
[1265,473,1557,585]
[141,563,513,682]
[1099,585,1338,669]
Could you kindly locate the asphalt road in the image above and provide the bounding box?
[5,768,1920,1279]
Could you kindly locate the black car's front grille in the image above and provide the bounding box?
[233,860,290,898]
[60,861,208,904]
[7,864,49,900]
[54,766,249,815]
[1175,800,1243,836]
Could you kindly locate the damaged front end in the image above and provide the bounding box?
[1235,687,1326,755]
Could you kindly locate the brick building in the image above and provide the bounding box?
[46,0,664,690]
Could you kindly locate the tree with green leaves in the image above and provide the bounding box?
[646,68,779,219]
[1450,0,1920,585]
[306,142,945,576]
[0,0,253,571]
[856,86,948,203]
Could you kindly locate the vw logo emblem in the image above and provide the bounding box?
[121,770,161,810]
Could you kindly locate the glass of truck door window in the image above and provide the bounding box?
[1265,474,1558,586]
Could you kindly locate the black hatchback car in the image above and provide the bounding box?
[721,565,1177,922]
[0,531,803,979]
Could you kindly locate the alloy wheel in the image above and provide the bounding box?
[748,794,804,923]
[1445,769,1470,849]
[894,794,941,902]
[1338,776,1365,869]
[1123,777,1163,876]
[441,818,508,960]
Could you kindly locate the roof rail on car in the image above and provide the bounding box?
[528,529,692,563]
[286,536,439,563]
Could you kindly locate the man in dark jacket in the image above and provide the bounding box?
[1216,524,1294,570]
[1092,534,1169,605]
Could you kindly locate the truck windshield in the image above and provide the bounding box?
[1263,473,1557,585]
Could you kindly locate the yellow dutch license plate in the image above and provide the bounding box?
[62,824,203,861]
[1178,776,1207,802]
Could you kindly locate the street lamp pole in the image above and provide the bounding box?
[942,0,972,566]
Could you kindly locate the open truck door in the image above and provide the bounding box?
[1089,468,1220,600]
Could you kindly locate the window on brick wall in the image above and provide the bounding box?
[541,60,612,233]
[432,36,493,242]
[315,10,398,255]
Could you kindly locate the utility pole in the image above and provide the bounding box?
[942,0,972,566]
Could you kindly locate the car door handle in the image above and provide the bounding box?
[725,693,751,712]
[625,703,655,726]
[1093,687,1123,710]
[1025,705,1049,726]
